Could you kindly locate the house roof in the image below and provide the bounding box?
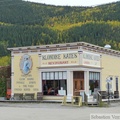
[7,42,120,56]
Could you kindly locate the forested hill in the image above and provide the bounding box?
[0,0,120,65]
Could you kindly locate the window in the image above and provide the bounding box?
[55,72,59,79]
[46,72,49,80]
[89,72,100,93]
[42,72,46,80]
[89,72,100,81]
[63,72,67,79]
[42,71,67,96]
[50,72,54,80]
[59,72,62,79]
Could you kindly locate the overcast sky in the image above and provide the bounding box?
[24,0,120,6]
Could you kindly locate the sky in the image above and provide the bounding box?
[24,0,120,6]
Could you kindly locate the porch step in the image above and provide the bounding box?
[87,95,98,106]
[87,102,98,106]
[88,95,97,102]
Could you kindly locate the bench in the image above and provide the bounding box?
[99,91,107,99]
[24,93,35,100]
[12,93,24,100]
[62,95,82,107]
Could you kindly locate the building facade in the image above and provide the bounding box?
[8,42,120,100]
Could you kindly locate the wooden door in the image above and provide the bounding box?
[73,71,84,96]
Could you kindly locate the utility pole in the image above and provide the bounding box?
[106,76,112,105]
[107,82,110,104]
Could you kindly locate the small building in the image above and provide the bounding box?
[7,42,120,100]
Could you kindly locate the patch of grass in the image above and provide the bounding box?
[99,101,108,107]
[48,22,83,31]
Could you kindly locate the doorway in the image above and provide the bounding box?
[73,71,84,96]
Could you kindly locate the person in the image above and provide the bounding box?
[23,57,30,74]
[55,87,59,95]
[43,83,48,95]
[95,81,99,88]
[48,87,54,95]
[47,87,52,95]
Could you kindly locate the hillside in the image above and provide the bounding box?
[0,0,120,65]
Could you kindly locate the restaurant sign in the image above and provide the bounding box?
[41,51,79,67]
[82,51,101,67]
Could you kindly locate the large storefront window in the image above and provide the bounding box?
[89,72,100,93]
[42,71,67,96]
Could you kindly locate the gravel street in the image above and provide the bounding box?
[0,102,120,120]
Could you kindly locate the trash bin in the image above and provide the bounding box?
[114,91,119,98]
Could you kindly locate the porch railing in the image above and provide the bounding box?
[97,91,102,105]
[84,92,88,105]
